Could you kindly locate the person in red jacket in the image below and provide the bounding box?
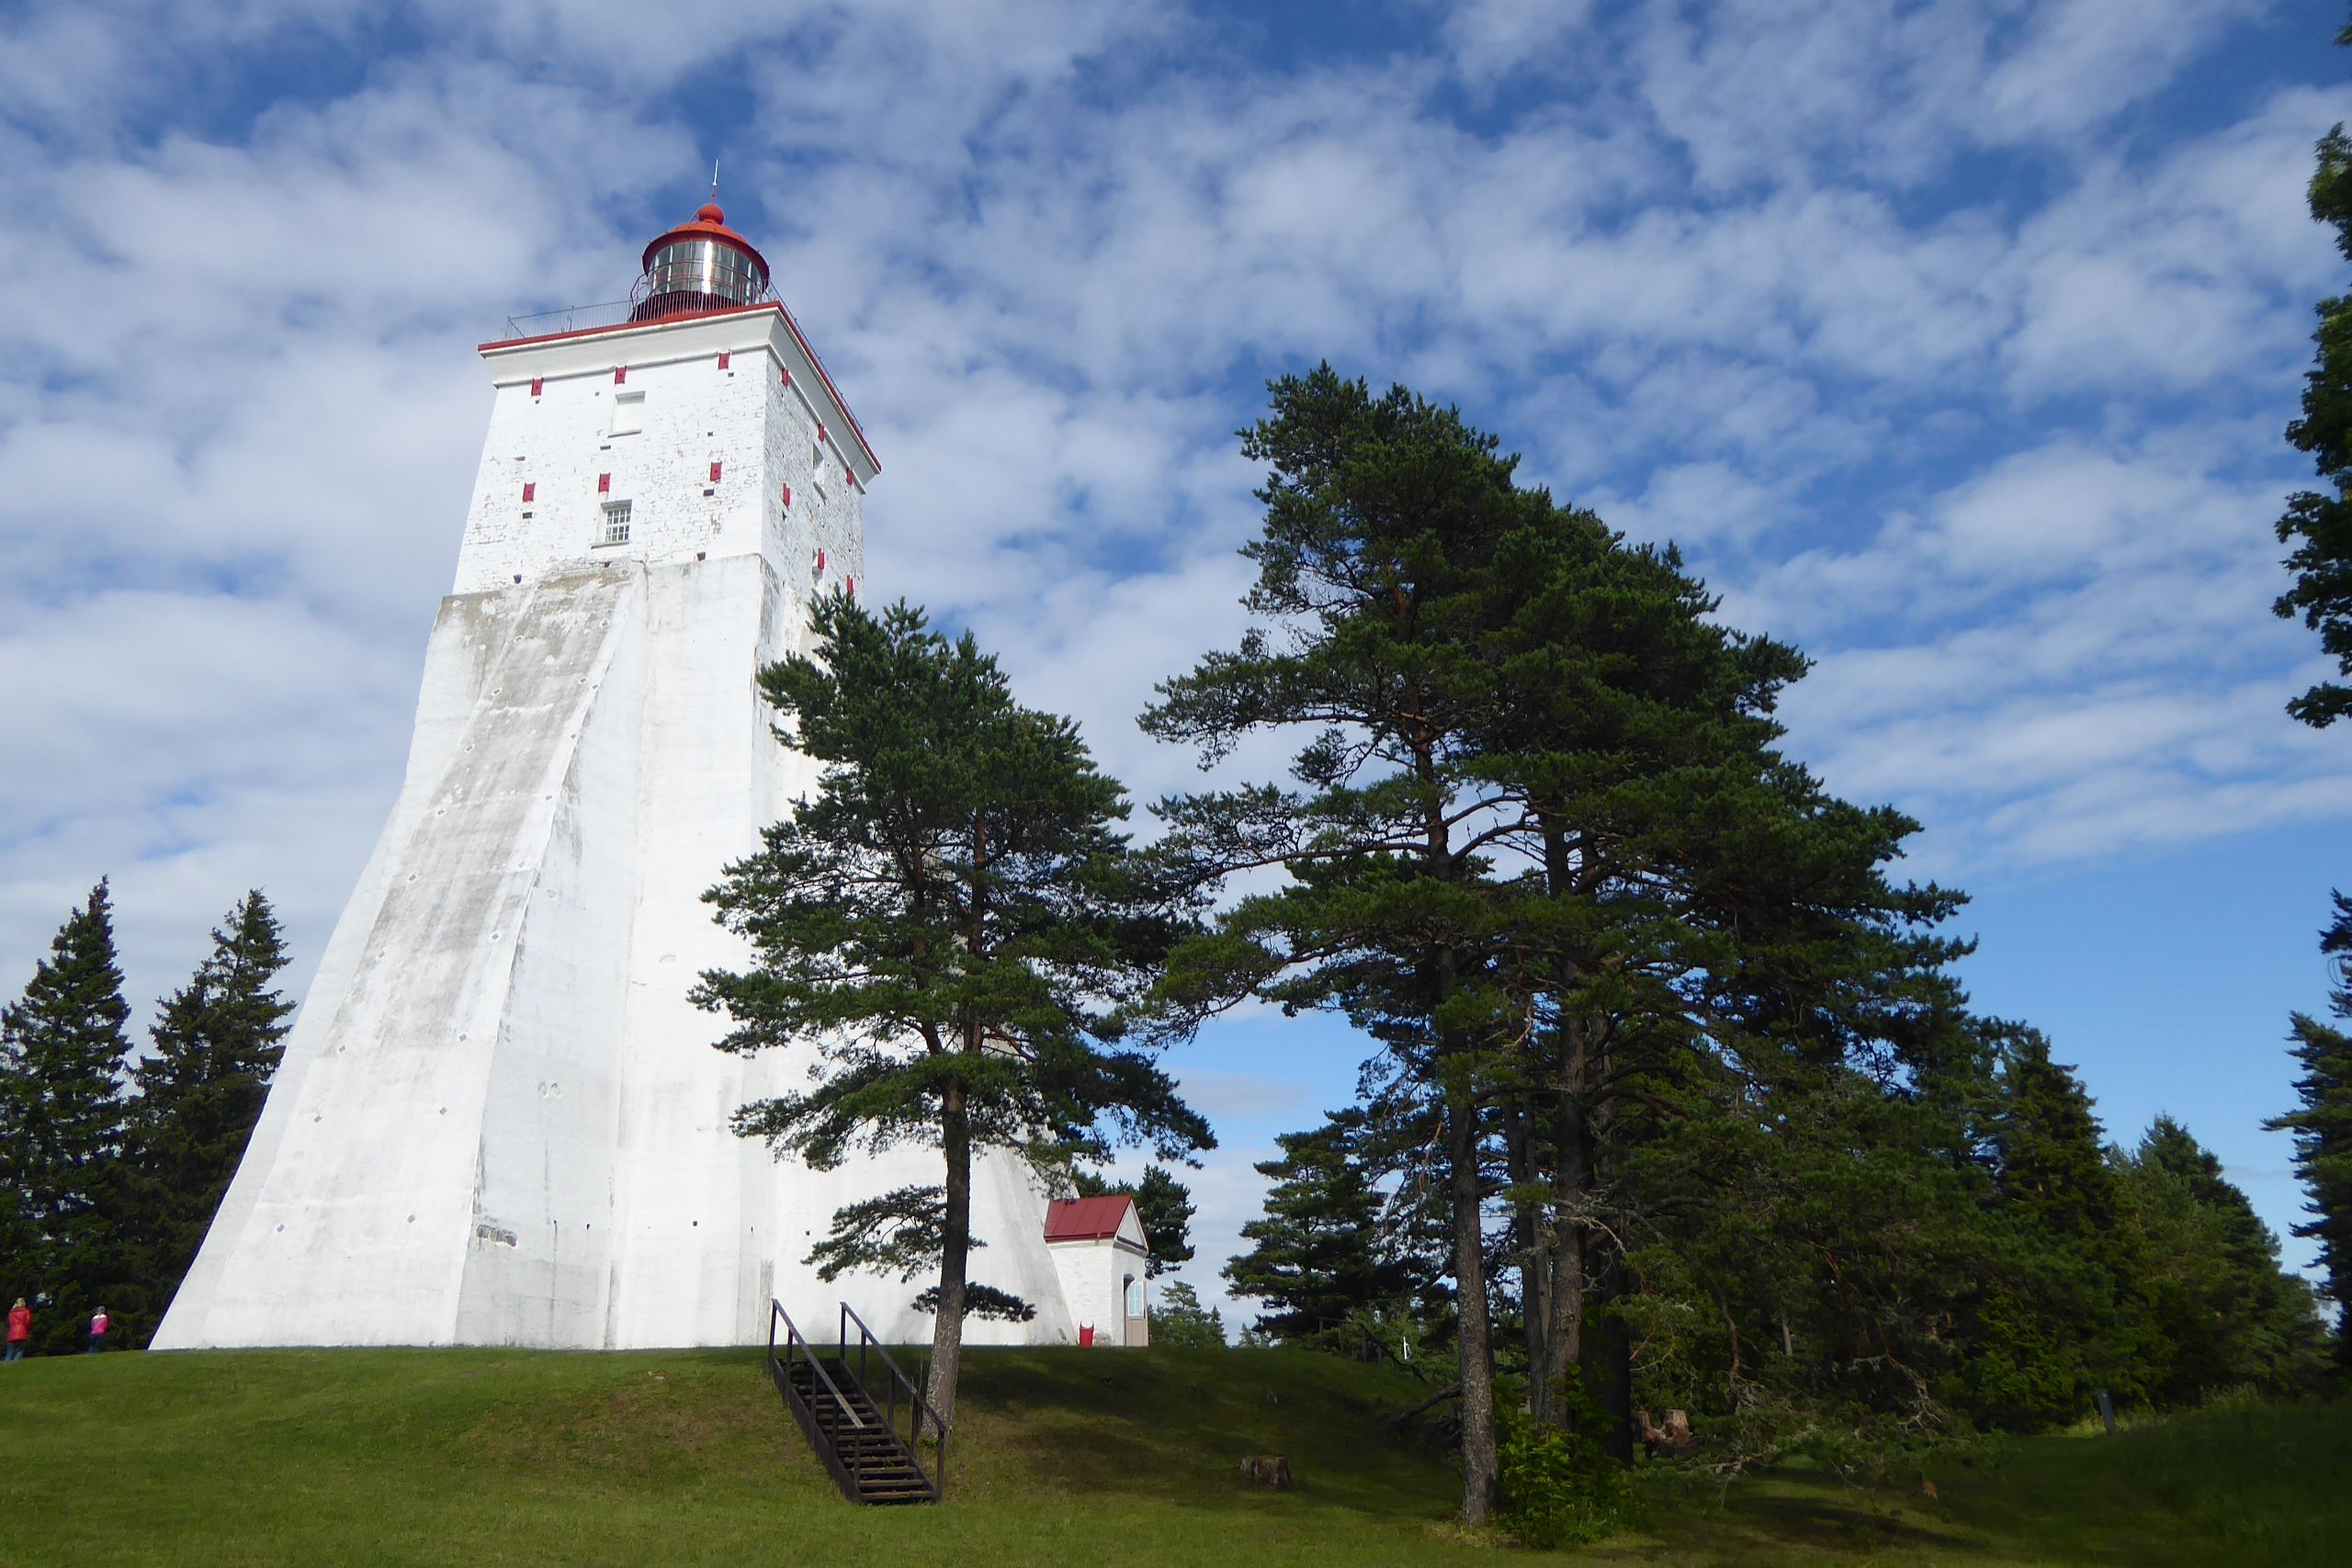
[6,1298,29,1362]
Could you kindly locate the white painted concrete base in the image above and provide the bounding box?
[155,302,1077,1351]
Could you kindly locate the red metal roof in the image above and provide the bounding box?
[640,200,770,278]
[1044,1195,1136,1244]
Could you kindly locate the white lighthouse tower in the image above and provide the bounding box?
[155,203,1078,1351]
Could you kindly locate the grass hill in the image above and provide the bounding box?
[0,1343,2343,1566]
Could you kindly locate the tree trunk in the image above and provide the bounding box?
[1541,1073,1588,1426]
[925,1079,971,1438]
[1579,1217,1634,1465]
[1535,825,1592,1432]
[1447,1084,1501,1523]
[1506,1095,1555,1424]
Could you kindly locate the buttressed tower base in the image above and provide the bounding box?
[155,205,1077,1350]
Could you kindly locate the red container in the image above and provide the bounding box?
[1079,1325,1095,1347]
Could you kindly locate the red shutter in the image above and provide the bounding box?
[717,351,731,369]
[529,377,543,398]
[522,481,535,502]
[781,483,792,507]
[781,366,792,386]
[843,465,854,488]
[597,473,611,494]
[817,423,828,446]
[845,577,855,597]
[613,367,627,384]
[815,549,825,573]
[709,460,723,483]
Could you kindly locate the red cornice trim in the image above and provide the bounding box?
[477,300,775,354]
[479,303,881,474]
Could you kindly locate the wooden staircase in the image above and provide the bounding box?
[767,1302,948,1506]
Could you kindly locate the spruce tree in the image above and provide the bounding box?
[2267,893,2352,1374]
[1147,1280,1227,1349]
[1224,1110,1420,1349]
[1973,1028,2162,1426]
[2122,1114,2328,1400]
[0,880,135,1353]
[697,594,1211,1431]
[122,890,294,1337]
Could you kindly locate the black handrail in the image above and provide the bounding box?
[768,1301,870,1500]
[839,1301,951,1501]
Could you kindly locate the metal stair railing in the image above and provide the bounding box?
[841,1301,950,1503]
[768,1300,872,1503]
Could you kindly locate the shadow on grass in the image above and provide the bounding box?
[948,1347,1458,1522]
[1678,1470,1979,1561]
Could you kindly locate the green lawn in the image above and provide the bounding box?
[0,1343,2340,1566]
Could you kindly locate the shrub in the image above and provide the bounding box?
[1495,1379,1640,1549]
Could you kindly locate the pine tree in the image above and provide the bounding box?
[696,594,1212,1431]
[120,890,294,1339]
[2273,14,2352,727]
[1148,366,1966,1497]
[1224,1111,1421,1349]
[2267,894,2352,1375]
[1465,485,1964,1450]
[1612,1029,2006,1467]
[1073,1164,1196,1277]
[1147,367,1553,1517]
[0,880,135,1354]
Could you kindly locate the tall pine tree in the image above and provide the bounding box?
[121,890,294,1340]
[1147,368,1547,1517]
[2273,14,2352,727]
[1148,367,1968,1498]
[697,594,1211,1431]
[0,880,135,1353]
[2269,6,2352,1381]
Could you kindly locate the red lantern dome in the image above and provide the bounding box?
[629,201,771,322]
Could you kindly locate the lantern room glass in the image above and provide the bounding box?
[631,237,769,321]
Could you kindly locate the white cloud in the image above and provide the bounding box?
[1442,0,1599,85]
[0,0,2346,1290]
[1975,0,2271,146]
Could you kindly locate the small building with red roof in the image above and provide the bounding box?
[1044,1195,1150,1347]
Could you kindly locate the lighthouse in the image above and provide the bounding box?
[154,203,1078,1351]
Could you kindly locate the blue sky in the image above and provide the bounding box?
[3,0,2348,1325]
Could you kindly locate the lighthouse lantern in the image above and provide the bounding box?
[630,201,771,321]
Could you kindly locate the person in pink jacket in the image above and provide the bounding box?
[85,1306,108,1354]
[6,1298,28,1361]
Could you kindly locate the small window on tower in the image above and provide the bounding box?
[609,390,645,437]
[600,501,633,546]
